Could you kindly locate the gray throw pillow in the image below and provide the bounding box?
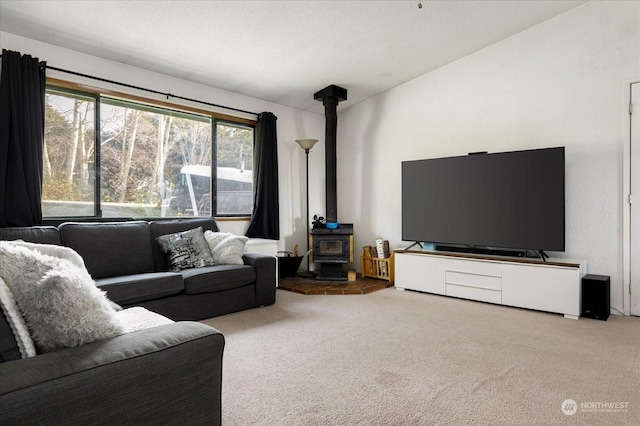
[156,227,214,272]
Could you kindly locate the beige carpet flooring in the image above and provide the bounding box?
[202,288,640,426]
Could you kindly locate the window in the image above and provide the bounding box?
[216,122,254,215]
[43,89,97,216]
[43,86,254,219]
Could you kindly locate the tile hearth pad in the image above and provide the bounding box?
[278,274,393,295]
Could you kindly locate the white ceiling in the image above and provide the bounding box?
[0,0,586,114]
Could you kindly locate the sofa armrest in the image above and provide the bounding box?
[0,322,224,426]
[243,252,276,306]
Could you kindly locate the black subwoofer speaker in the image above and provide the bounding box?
[581,274,610,321]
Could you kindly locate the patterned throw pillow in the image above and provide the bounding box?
[156,227,214,272]
[204,231,248,265]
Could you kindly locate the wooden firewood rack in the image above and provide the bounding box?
[360,252,395,282]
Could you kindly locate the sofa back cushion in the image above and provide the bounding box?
[59,221,155,279]
[149,218,219,271]
[0,226,61,245]
[0,308,21,363]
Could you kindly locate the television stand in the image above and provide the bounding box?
[394,249,587,319]
[538,250,549,261]
[405,241,423,250]
[435,244,525,258]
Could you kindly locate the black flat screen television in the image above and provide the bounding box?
[401,147,565,254]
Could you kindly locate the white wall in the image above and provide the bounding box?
[337,1,640,314]
[0,31,325,254]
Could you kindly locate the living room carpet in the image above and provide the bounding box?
[202,288,640,426]
[278,274,393,295]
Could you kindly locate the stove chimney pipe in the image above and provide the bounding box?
[314,85,347,229]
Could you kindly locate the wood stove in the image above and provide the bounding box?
[311,84,353,281]
[310,224,354,280]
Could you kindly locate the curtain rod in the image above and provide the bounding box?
[0,54,260,116]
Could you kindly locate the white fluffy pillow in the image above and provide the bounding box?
[7,240,87,270]
[0,242,124,353]
[204,231,248,265]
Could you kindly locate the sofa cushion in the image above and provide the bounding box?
[59,221,155,279]
[156,227,214,272]
[0,308,21,363]
[0,226,61,245]
[181,265,256,294]
[0,278,36,361]
[95,272,184,305]
[149,218,220,271]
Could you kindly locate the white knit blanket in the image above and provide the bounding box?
[116,307,175,333]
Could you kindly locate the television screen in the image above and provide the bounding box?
[401,147,565,253]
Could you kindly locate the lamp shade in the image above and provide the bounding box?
[296,139,319,150]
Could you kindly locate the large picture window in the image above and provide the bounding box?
[43,86,254,219]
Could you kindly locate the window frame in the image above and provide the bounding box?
[43,78,256,223]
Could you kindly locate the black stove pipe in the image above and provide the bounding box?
[314,85,347,228]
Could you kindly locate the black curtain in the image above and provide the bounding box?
[0,50,46,227]
[246,112,279,239]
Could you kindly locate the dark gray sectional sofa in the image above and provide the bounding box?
[0,217,276,424]
[0,217,277,320]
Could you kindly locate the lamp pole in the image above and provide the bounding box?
[296,139,319,273]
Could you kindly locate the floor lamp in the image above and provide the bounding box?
[296,139,319,275]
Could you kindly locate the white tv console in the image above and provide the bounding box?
[394,249,587,319]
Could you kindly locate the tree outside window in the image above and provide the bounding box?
[43,88,254,218]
